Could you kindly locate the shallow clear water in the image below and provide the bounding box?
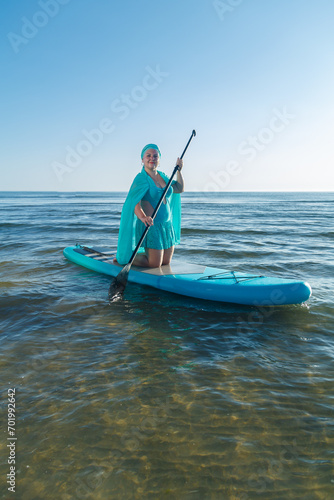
[0,191,333,499]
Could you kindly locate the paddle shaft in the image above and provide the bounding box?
[127,130,196,267]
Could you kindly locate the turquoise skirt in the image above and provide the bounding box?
[135,218,176,250]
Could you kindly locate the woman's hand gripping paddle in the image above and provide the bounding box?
[108,130,196,303]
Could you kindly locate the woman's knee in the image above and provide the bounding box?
[147,250,163,268]
[147,259,161,268]
[162,247,174,265]
[162,256,172,265]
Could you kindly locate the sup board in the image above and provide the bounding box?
[63,245,312,306]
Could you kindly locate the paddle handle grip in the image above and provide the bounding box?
[180,129,196,161]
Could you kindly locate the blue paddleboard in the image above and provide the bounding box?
[63,245,312,306]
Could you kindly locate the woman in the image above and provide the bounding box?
[115,143,184,268]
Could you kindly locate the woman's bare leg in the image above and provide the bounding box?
[135,247,174,267]
[162,246,174,265]
[114,247,173,268]
[132,249,163,268]
[132,253,149,267]
[146,248,164,267]
[113,253,150,267]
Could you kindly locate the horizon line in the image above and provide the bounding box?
[1,190,333,194]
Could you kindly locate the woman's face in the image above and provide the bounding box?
[142,149,160,171]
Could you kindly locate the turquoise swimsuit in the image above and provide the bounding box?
[135,176,176,250]
[115,167,181,265]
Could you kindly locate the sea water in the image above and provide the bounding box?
[0,191,333,499]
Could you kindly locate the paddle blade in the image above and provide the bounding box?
[108,264,131,303]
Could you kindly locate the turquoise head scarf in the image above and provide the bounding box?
[141,144,161,160]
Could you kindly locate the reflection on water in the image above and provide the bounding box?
[0,192,334,499]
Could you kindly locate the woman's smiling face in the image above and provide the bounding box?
[142,149,160,171]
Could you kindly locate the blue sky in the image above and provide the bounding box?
[1,0,333,191]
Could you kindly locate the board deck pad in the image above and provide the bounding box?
[134,261,206,276]
[74,246,206,275]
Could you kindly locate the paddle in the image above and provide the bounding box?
[108,130,196,303]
